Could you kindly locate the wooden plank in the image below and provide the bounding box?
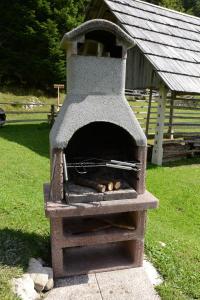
[173,132,200,135]
[53,84,64,89]
[5,111,50,114]
[130,105,157,109]
[164,149,200,155]
[166,106,200,110]
[174,97,200,101]
[0,102,53,106]
[166,123,200,126]
[173,112,200,115]
[6,119,47,123]
[163,139,200,144]
[173,116,200,119]
[134,111,147,114]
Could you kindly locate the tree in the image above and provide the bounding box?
[0,0,89,90]
[146,0,184,11]
[160,0,184,11]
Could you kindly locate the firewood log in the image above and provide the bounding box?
[95,179,114,191]
[113,180,121,190]
[74,178,106,193]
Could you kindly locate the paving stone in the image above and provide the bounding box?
[143,259,163,286]
[45,267,161,300]
[45,274,101,300]
[95,268,161,300]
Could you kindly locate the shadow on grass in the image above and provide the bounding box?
[0,228,51,270]
[147,163,160,170]
[162,157,200,167]
[147,157,200,169]
[0,123,50,158]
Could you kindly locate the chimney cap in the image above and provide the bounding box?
[61,19,134,50]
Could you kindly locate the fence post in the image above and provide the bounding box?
[152,84,168,165]
[168,91,175,139]
[50,105,55,126]
[145,86,153,137]
[53,84,64,111]
[145,71,154,138]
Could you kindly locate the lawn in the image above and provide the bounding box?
[0,90,65,123]
[0,122,200,300]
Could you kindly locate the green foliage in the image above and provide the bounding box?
[147,0,200,15]
[146,159,200,299]
[0,0,89,90]
[190,0,200,16]
[160,0,184,11]
[0,0,200,91]
[147,0,184,11]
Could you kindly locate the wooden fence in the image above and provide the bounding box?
[1,95,200,142]
[127,92,200,161]
[127,93,200,140]
[0,102,57,125]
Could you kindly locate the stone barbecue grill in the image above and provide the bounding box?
[44,19,158,278]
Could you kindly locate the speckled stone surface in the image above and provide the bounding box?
[45,267,160,300]
[50,92,146,149]
[45,274,101,300]
[60,19,134,50]
[95,268,160,300]
[50,19,146,150]
[67,56,126,95]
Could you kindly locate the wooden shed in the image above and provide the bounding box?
[86,0,200,165]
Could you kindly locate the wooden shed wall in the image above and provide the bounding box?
[126,47,160,90]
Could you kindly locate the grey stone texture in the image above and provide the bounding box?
[27,258,52,293]
[96,268,160,300]
[67,55,126,95]
[60,19,134,50]
[50,19,146,150]
[44,267,54,291]
[50,93,146,149]
[45,267,160,300]
[45,274,101,300]
[11,274,40,300]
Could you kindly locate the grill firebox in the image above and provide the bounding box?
[44,19,158,278]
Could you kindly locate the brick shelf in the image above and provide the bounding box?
[44,183,158,278]
[44,184,158,217]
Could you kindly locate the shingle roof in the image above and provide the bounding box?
[102,0,200,93]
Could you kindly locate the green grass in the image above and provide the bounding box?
[0,122,200,299]
[0,90,65,122]
[0,123,50,300]
[146,160,200,299]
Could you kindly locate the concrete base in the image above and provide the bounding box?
[45,267,160,300]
